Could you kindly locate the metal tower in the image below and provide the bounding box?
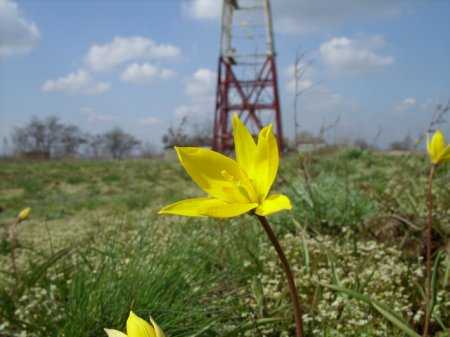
[212,0,283,152]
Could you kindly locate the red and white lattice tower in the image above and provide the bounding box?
[212,0,284,152]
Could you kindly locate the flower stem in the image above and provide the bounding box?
[422,164,435,337]
[256,215,304,337]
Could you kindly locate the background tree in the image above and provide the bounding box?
[58,125,86,157]
[294,130,324,146]
[140,141,160,158]
[188,120,213,147]
[11,116,74,158]
[389,133,414,151]
[86,134,104,159]
[162,117,212,149]
[353,138,371,150]
[162,117,189,149]
[102,127,140,159]
[1,137,10,157]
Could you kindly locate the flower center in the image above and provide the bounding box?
[220,169,254,202]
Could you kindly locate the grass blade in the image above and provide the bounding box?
[300,234,310,274]
[430,249,444,314]
[320,283,420,337]
[220,317,287,337]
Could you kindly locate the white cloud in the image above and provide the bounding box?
[185,68,216,97]
[182,0,221,20]
[174,104,208,120]
[395,97,417,111]
[403,97,417,105]
[289,80,355,119]
[80,107,116,123]
[320,36,394,73]
[184,0,413,35]
[283,61,360,139]
[41,69,111,95]
[120,63,175,84]
[0,0,40,57]
[160,68,176,80]
[174,68,216,120]
[140,116,161,126]
[274,0,411,34]
[287,78,313,93]
[84,36,180,72]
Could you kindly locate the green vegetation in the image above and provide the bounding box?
[0,149,449,336]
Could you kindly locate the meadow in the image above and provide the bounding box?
[0,147,449,337]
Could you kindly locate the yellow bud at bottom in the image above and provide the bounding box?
[18,207,31,222]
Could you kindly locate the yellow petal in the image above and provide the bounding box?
[159,197,257,218]
[442,145,450,162]
[150,317,166,337]
[127,311,156,337]
[252,124,279,201]
[255,194,292,216]
[426,133,433,158]
[175,147,256,203]
[232,114,257,176]
[429,130,446,164]
[104,329,128,337]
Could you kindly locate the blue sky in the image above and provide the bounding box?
[1,0,449,149]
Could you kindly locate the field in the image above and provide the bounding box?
[0,148,449,337]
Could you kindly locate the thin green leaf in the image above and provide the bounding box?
[326,254,341,286]
[320,283,420,337]
[372,302,420,337]
[443,251,450,288]
[431,250,445,313]
[251,277,265,317]
[220,317,287,337]
[301,234,310,274]
[186,321,217,337]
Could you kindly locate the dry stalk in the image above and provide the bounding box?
[256,215,304,337]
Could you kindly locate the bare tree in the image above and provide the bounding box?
[11,116,65,157]
[11,116,88,158]
[353,138,371,150]
[11,128,29,154]
[412,101,449,150]
[295,130,324,145]
[58,125,86,157]
[389,133,414,151]
[427,101,449,133]
[189,119,213,147]
[12,117,45,154]
[140,141,159,158]
[371,126,383,149]
[86,134,104,159]
[45,116,64,154]
[292,47,315,143]
[319,115,341,144]
[162,117,213,149]
[162,117,189,149]
[1,137,9,157]
[102,127,140,159]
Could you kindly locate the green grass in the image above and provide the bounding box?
[0,150,449,337]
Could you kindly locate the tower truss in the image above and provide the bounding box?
[213,0,283,152]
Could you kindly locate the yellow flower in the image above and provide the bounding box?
[427,130,450,165]
[159,114,292,218]
[17,207,31,222]
[104,311,166,337]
